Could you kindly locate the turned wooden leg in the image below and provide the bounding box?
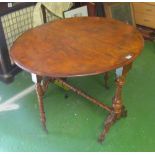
[98,63,132,143]
[35,82,48,133]
[113,63,132,118]
[32,75,51,133]
[98,112,116,142]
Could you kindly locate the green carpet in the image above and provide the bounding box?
[0,41,155,152]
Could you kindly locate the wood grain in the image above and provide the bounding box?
[10,17,144,77]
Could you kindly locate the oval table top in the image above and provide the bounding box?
[10,17,144,77]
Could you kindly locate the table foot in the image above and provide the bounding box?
[98,106,127,143]
[98,112,117,143]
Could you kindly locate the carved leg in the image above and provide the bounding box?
[99,63,132,143]
[104,72,109,89]
[35,80,48,133]
[98,112,116,142]
[113,63,132,118]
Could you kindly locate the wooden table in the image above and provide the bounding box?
[10,17,144,142]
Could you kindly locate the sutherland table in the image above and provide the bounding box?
[10,17,144,142]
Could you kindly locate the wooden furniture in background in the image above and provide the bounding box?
[104,2,136,26]
[77,2,96,16]
[133,2,155,29]
[76,2,105,16]
[132,2,155,40]
[11,17,144,142]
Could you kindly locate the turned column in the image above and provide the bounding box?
[113,63,132,118]
[98,63,132,142]
[35,82,47,132]
[32,73,48,132]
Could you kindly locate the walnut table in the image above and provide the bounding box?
[10,17,144,142]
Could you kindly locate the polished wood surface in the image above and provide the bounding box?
[10,17,144,77]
